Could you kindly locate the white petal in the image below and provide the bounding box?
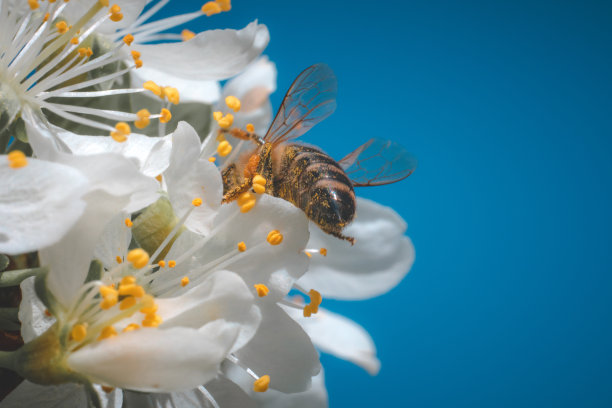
[61,0,146,35]
[0,157,88,254]
[93,213,132,269]
[67,322,239,392]
[155,270,260,351]
[18,277,55,343]
[235,302,320,393]
[136,21,269,80]
[164,121,222,234]
[284,306,380,375]
[297,197,415,299]
[57,131,173,178]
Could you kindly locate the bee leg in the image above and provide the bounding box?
[222,178,253,203]
[253,144,275,195]
[328,230,356,246]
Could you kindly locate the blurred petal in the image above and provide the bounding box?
[135,22,269,80]
[297,197,414,299]
[18,277,55,343]
[284,306,380,375]
[0,157,87,254]
[67,322,239,392]
[235,302,320,393]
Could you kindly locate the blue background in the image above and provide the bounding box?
[178,1,612,406]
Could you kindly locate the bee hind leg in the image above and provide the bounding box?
[222,179,253,203]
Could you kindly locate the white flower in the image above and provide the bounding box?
[0,0,268,143]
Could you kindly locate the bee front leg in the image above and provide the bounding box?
[222,178,253,203]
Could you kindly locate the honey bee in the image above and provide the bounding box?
[219,64,417,244]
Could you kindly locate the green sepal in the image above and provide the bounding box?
[85,260,103,283]
[132,196,180,262]
[34,270,62,320]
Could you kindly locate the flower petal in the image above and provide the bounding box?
[284,305,380,375]
[93,213,132,270]
[132,65,221,103]
[18,277,55,343]
[134,21,269,81]
[164,121,222,234]
[297,197,415,299]
[234,302,320,393]
[67,322,239,392]
[61,0,147,35]
[0,157,88,254]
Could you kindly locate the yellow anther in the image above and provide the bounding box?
[123,34,134,46]
[142,313,163,327]
[213,111,223,121]
[86,48,93,57]
[164,87,180,105]
[98,326,117,340]
[159,108,172,123]
[158,260,166,268]
[215,113,234,129]
[99,0,109,6]
[225,95,241,112]
[303,304,313,317]
[118,284,145,298]
[181,276,190,287]
[201,1,222,16]
[208,157,216,163]
[305,252,312,258]
[246,123,255,133]
[70,37,79,45]
[28,0,39,10]
[240,200,256,213]
[100,293,118,310]
[55,21,69,34]
[119,296,137,310]
[43,12,50,22]
[110,4,123,21]
[266,230,283,246]
[238,191,257,213]
[252,174,266,194]
[320,248,327,256]
[120,276,136,285]
[253,375,270,393]
[216,0,231,11]
[7,151,27,169]
[192,197,203,207]
[254,284,269,297]
[71,324,87,342]
[110,122,130,143]
[308,289,322,313]
[237,241,246,252]
[217,140,232,157]
[133,109,150,129]
[122,323,140,333]
[156,174,163,182]
[181,29,196,41]
[143,80,162,97]
[125,218,133,227]
[134,59,143,68]
[140,300,158,315]
[126,248,149,269]
[115,255,122,264]
[131,50,141,60]
[99,285,118,298]
[77,47,88,57]
[168,260,176,268]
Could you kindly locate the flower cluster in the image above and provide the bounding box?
[0,1,414,407]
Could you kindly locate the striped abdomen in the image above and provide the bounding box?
[273,143,356,236]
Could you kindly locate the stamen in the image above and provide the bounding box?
[225,95,241,112]
[252,174,266,194]
[142,313,163,327]
[158,260,166,268]
[237,191,256,213]
[111,122,131,143]
[216,0,232,12]
[124,218,133,227]
[237,241,246,252]
[254,284,269,297]
[123,323,140,332]
[217,140,232,157]
[28,0,39,10]
[246,123,255,133]
[266,230,283,246]
[118,284,145,298]
[7,151,28,169]
[253,375,270,392]
[110,4,124,22]
[181,276,190,287]
[159,108,171,123]
[115,255,123,264]
[320,248,328,256]
[208,157,216,163]
[213,112,234,129]
[164,87,180,104]
[143,80,163,97]
[126,248,149,269]
[123,34,134,45]
[168,260,176,268]
[192,198,203,207]
[201,1,222,16]
[71,323,87,342]
[119,296,137,310]
[98,326,117,340]
[182,29,196,41]
[303,289,322,317]
[56,21,69,34]
[134,109,151,129]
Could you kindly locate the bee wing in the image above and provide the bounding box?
[265,63,337,145]
[339,138,418,186]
